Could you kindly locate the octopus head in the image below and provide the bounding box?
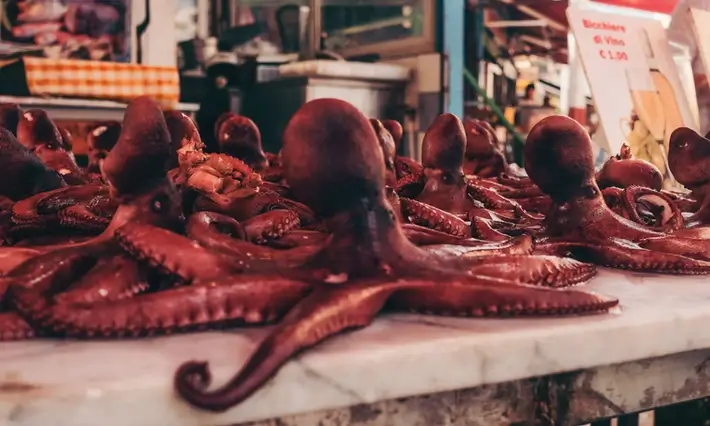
[216,113,267,169]
[87,121,122,172]
[103,96,171,196]
[525,115,598,203]
[164,110,204,169]
[0,103,22,136]
[381,119,403,149]
[0,127,65,200]
[282,98,386,217]
[463,118,497,157]
[668,127,710,188]
[58,127,73,151]
[16,109,64,150]
[596,146,663,191]
[110,178,184,233]
[421,113,466,171]
[369,118,397,187]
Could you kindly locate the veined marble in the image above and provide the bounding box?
[1,269,709,426]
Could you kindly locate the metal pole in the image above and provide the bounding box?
[442,0,464,117]
[305,0,322,59]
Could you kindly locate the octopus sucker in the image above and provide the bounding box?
[173,98,615,412]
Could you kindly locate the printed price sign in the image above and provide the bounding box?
[568,6,696,190]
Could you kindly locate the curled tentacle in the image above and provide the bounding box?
[175,277,615,412]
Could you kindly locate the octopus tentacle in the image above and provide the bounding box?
[498,186,544,199]
[0,244,101,300]
[266,230,329,249]
[175,276,615,412]
[12,275,311,338]
[58,205,110,232]
[423,233,534,258]
[54,254,148,305]
[115,223,238,282]
[388,278,617,316]
[401,223,488,246]
[0,247,40,274]
[175,279,402,412]
[393,173,423,194]
[636,236,710,262]
[242,210,300,244]
[466,182,519,210]
[467,255,596,288]
[515,195,552,213]
[394,156,423,179]
[400,197,468,237]
[470,217,511,241]
[546,240,710,274]
[185,212,320,263]
[497,173,533,188]
[622,186,683,231]
[0,312,34,341]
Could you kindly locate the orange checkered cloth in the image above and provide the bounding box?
[22,58,180,107]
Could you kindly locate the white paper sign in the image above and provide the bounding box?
[567,6,696,186]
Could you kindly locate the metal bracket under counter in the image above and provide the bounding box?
[0,96,200,122]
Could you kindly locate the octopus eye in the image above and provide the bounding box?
[150,193,170,213]
[95,152,107,160]
[441,173,453,184]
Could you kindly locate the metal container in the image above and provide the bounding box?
[243,76,406,153]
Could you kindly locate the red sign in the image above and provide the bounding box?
[592,0,677,15]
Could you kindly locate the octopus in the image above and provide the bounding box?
[1,96,185,340]
[526,115,710,273]
[0,99,618,412]
[596,143,684,232]
[86,120,121,174]
[0,127,66,202]
[164,111,204,170]
[167,117,313,246]
[0,102,22,136]
[395,113,539,239]
[215,112,283,183]
[462,118,507,178]
[16,109,87,185]
[668,127,710,226]
[154,98,615,412]
[383,118,422,180]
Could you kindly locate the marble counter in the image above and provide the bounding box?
[1,269,710,426]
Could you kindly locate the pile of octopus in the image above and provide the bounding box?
[0,93,707,412]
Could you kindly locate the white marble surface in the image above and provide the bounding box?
[1,269,710,426]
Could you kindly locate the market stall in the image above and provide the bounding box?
[3,1,710,426]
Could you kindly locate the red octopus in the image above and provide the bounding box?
[16,109,87,185]
[527,115,710,272]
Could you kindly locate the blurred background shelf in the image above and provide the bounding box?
[0,95,199,121]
